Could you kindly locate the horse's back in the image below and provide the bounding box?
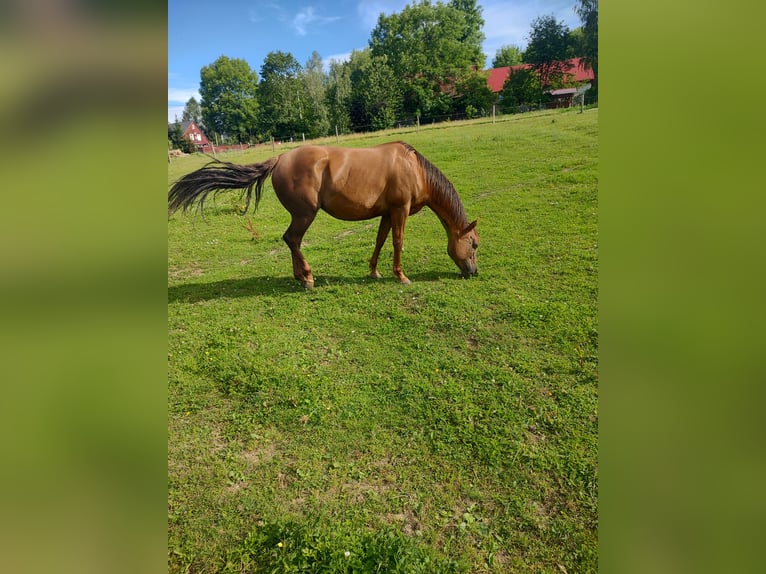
[272,143,422,221]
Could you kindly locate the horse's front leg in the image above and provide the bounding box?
[390,209,411,284]
[369,215,391,279]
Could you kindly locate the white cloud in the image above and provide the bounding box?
[326,51,352,64]
[322,51,355,73]
[356,0,409,30]
[291,6,341,36]
[483,3,530,46]
[168,87,200,105]
[249,3,285,24]
[168,87,200,123]
[168,105,185,124]
[481,1,582,63]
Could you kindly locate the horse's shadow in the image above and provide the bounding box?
[167,271,458,303]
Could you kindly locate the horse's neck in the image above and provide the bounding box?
[427,197,467,239]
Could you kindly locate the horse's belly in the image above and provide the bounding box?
[320,190,387,221]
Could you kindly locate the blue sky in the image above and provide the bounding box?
[168,0,582,122]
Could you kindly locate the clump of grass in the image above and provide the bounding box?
[222,519,462,573]
[242,217,260,240]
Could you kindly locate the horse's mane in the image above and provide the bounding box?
[399,142,468,227]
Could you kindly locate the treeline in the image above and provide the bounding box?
[170,0,597,145]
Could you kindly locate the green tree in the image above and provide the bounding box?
[168,120,183,149]
[199,56,259,143]
[454,70,496,117]
[181,96,203,127]
[574,0,598,101]
[492,44,523,68]
[301,52,330,139]
[448,0,486,68]
[258,51,303,140]
[567,27,584,58]
[498,67,541,113]
[348,50,401,131]
[168,120,196,153]
[326,59,352,134]
[523,14,572,90]
[369,0,484,120]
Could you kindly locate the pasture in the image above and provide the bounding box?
[168,109,598,572]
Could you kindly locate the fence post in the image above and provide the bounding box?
[492,105,496,124]
[271,137,275,153]
[211,144,217,159]
[335,125,339,144]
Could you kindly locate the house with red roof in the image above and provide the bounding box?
[486,58,594,108]
[178,121,209,151]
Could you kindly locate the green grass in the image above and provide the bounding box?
[168,109,598,573]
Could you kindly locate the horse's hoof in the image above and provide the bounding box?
[399,278,412,285]
[303,280,314,289]
[370,270,382,279]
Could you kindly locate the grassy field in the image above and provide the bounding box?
[168,109,598,573]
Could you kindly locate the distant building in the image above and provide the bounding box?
[179,121,209,150]
[548,88,579,109]
[485,57,595,108]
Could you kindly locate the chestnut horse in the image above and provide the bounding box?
[168,141,479,288]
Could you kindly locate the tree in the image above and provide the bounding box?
[454,70,496,117]
[567,27,585,59]
[181,96,202,127]
[498,67,541,113]
[199,56,259,143]
[492,44,523,68]
[448,0,486,69]
[168,120,196,153]
[258,51,303,140]
[168,120,183,149]
[574,0,598,101]
[369,0,484,119]
[523,15,572,90]
[300,52,330,139]
[326,59,352,134]
[348,50,401,131]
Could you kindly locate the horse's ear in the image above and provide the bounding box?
[461,219,478,237]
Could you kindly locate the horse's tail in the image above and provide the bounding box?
[168,156,279,215]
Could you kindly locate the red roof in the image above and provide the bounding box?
[180,121,210,145]
[486,66,511,92]
[564,58,594,82]
[485,58,594,93]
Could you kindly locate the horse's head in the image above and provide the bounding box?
[448,219,479,277]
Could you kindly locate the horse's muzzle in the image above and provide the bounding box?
[460,263,478,277]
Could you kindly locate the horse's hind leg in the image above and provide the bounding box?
[283,213,317,288]
[369,215,391,279]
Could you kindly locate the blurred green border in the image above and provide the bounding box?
[0,5,168,574]
[602,2,765,573]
